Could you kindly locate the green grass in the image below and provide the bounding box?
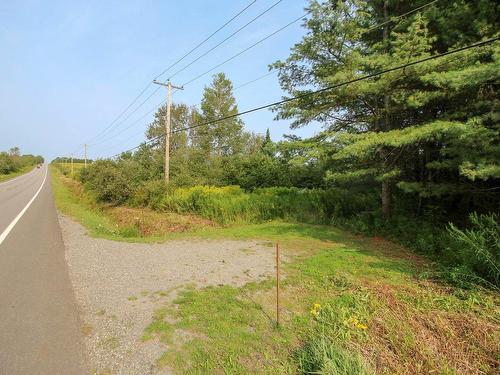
[50,165,183,242]
[0,164,36,182]
[143,224,499,374]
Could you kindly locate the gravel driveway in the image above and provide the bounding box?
[58,214,276,375]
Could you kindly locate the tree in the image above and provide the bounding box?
[8,147,20,157]
[273,0,499,219]
[193,73,244,157]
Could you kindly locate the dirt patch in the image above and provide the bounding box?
[58,214,276,375]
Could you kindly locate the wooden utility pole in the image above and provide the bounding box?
[153,80,184,185]
[84,144,88,168]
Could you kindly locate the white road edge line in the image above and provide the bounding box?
[0,166,48,246]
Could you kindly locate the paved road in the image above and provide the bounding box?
[0,165,87,374]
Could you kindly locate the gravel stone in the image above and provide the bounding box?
[58,214,276,375]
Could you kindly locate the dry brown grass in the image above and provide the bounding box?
[105,206,217,236]
[58,173,217,236]
[362,282,500,374]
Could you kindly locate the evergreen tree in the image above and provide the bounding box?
[273,0,499,219]
[193,73,244,157]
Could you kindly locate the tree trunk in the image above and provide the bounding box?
[382,180,392,219]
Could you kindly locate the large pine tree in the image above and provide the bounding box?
[273,0,499,219]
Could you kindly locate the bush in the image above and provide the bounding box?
[130,180,167,209]
[448,213,499,287]
[0,152,17,174]
[79,160,131,205]
[160,185,376,224]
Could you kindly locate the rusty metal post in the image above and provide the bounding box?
[276,241,280,327]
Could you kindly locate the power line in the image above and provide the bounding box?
[84,0,257,145]
[180,12,307,87]
[108,36,498,158]
[166,0,283,81]
[90,100,164,147]
[92,68,278,148]
[154,0,257,81]
[234,70,276,90]
[364,0,439,34]
[90,0,444,149]
[91,9,305,148]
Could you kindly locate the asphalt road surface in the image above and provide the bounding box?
[0,165,87,374]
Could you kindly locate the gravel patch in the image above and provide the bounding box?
[58,214,276,375]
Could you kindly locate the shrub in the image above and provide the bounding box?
[79,160,131,205]
[448,213,499,287]
[160,186,376,225]
[0,151,43,174]
[0,152,17,174]
[130,180,167,209]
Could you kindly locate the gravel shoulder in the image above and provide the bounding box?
[58,213,276,375]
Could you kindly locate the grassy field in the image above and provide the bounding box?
[50,166,499,374]
[0,164,36,183]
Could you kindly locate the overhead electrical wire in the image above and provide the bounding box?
[91,8,305,148]
[165,0,283,81]
[92,0,287,145]
[179,12,307,88]
[107,36,499,158]
[91,0,443,152]
[84,0,257,146]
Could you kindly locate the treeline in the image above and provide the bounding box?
[0,147,44,174]
[75,1,498,288]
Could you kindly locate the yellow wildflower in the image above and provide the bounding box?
[356,323,368,330]
[310,303,321,317]
[346,316,359,326]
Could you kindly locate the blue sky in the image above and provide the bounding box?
[0,0,318,161]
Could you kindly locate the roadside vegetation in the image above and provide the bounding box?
[52,0,499,373]
[51,165,500,373]
[144,224,499,374]
[0,147,44,182]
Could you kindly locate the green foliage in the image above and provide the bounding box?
[448,213,499,287]
[73,1,499,290]
[296,336,370,375]
[193,72,244,157]
[161,185,375,225]
[0,149,43,175]
[129,179,167,210]
[273,0,499,218]
[79,160,131,205]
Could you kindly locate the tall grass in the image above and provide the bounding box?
[160,185,375,225]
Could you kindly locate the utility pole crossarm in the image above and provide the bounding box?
[152,80,184,90]
[152,80,184,185]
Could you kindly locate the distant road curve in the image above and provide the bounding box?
[0,164,87,374]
